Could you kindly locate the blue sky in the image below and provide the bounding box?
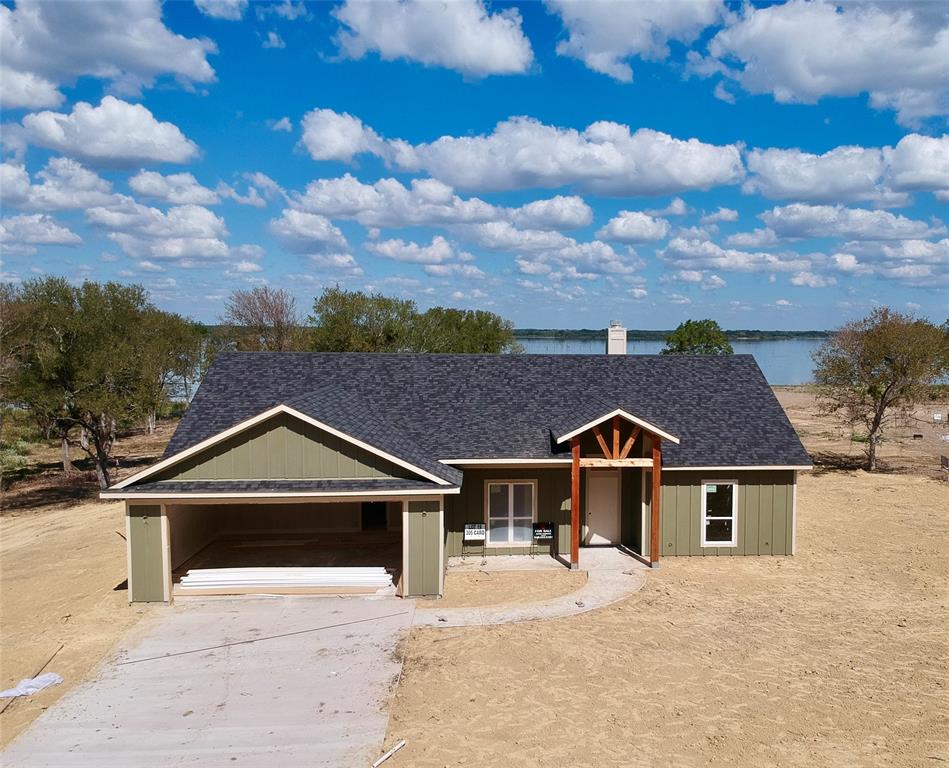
[1,0,947,329]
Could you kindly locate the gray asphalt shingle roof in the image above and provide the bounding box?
[159,352,810,485]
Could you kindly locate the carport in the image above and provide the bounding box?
[115,493,447,601]
[102,403,458,601]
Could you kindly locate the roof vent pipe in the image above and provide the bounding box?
[606,321,627,355]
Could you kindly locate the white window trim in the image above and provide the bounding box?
[700,479,739,548]
[483,479,537,548]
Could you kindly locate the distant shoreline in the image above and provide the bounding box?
[514,329,831,342]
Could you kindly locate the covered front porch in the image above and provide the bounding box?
[561,409,677,569]
[442,409,677,569]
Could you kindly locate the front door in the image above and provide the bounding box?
[585,470,620,545]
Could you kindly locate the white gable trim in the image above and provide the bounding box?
[110,404,451,489]
[664,465,813,471]
[102,488,459,501]
[555,408,680,445]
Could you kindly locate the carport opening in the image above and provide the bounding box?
[166,501,403,597]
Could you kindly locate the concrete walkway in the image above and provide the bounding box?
[2,597,414,768]
[414,548,648,628]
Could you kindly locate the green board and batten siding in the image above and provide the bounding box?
[128,504,166,602]
[152,412,415,482]
[659,470,795,556]
[441,468,794,559]
[406,500,443,596]
[444,468,573,557]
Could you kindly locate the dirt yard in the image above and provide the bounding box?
[385,470,949,767]
[436,570,588,610]
[1,419,177,512]
[0,501,151,748]
[775,387,949,477]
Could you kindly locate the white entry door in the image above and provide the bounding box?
[585,471,620,545]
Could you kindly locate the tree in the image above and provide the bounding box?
[410,307,522,353]
[661,319,734,356]
[812,307,949,471]
[136,311,205,433]
[307,287,521,353]
[6,278,168,488]
[221,286,307,351]
[309,287,416,352]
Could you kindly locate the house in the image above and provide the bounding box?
[104,341,811,602]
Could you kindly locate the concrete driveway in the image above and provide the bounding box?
[2,596,414,768]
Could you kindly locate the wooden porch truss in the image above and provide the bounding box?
[569,416,662,569]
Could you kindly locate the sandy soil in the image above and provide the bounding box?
[435,571,588,610]
[0,501,150,748]
[775,387,949,477]
[1,419,177,512]
[385,471,949,767]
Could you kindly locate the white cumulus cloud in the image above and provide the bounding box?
[699,1,949,126]
[510,195,592,230]
[19,97,199,167]
[130,171,220,205]
[333,0,533,77]
[86,196,230,264]
[0,157,116,211]
[301,108,388,162]
[547,0,724,82]
[365,235,455,265]
[699,207,739,225]
[194,0,248,20]
[293,110,744,196]
[396,117,745,195]
[292,174,500,228]
[659,237,814,273]
[760,203,945,241]
[0,213,81,255]
[269,209,349,254]
[0,0,216,109]
[596,211,670,243]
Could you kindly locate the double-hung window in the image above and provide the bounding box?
[700,481,738,547]
[486,481,535,546]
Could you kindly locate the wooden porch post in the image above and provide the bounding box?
[570,436,580,569]
[650,438,662,567]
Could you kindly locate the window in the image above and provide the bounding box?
[701,481,738,547]
[485,481,535,546]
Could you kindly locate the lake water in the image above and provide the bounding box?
[519,337,823,385]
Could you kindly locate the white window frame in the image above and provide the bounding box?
[700,479,738,547]
[483,479,537,548]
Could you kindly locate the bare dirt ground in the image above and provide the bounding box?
[775,387,949,477]
[1,419,177,513]
[0,423,172,747]
[0,501,152,748]
[436,571,588,610]
[385,470,949,767]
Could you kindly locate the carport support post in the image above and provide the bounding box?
[570,437,580,569]
[650,439,662,568]
[126,502,172,603]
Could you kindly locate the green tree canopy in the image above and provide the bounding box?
[5,277,198,487]
[660,319,734,356]
[812,307,949,471]
[308,287,519,353]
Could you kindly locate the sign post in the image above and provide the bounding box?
[531,521,554,558]
[463,523,486,560]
